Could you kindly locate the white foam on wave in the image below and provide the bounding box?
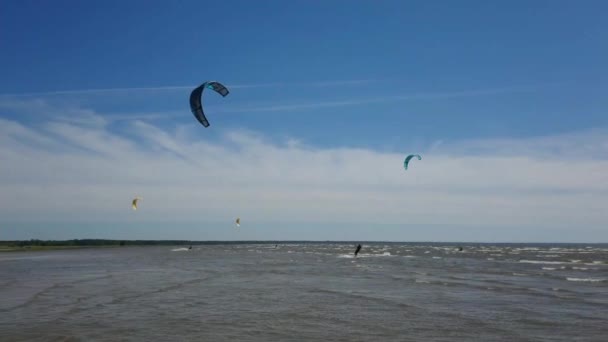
[432,256,442,259]
[572,267,589,270]
[566,277,606,283]
[519,260,567,265]
[338,254,354,259]
[338,252,392,259]
[542,267,556,271]
[171,248,189,252]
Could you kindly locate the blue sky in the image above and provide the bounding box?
[1,1,607,241]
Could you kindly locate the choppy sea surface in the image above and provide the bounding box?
[1,243,607,341]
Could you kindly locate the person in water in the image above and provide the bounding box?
[354,244,362,257]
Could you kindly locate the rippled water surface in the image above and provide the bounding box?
[1,243,607,341]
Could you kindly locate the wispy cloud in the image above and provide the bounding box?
[0,85,194,97]
[0,79,378,97]
[0,97,182,124]
[0,82,562,125]
[437,128,608,159]
[1,106,607,241]
[217,83,564,113]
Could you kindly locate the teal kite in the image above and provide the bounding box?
[403,154,421,170]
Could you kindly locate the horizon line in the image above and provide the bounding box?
[2,239,606,245]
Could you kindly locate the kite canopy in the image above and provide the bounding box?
[189,81,230,128]
[132,197,142,210]
[403,154,421,170]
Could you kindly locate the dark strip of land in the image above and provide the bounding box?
[1,239,606,252]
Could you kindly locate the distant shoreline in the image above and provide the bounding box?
[1,239,607,253]
[0,245,121,252]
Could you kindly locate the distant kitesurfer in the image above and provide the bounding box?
[354,244,362,257]
[458,246,463,252]
[188,245,192,250]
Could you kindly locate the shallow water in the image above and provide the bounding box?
[1,243,607,341]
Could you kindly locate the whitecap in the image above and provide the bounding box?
[566,277,606,282]
[519,260,567,265]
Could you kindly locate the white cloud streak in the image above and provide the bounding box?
[0,79,378,97]
[225,83,560,113]
[0,82,562,127]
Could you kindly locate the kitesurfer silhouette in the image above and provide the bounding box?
[354,244,362,257]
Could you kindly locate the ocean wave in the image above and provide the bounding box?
[519,260,568,265]
[338,252,392,259]
[566,278,606,283]
[585,261,607,266]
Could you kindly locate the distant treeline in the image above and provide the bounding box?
[0,239,285,247]
[1,239,604,248]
